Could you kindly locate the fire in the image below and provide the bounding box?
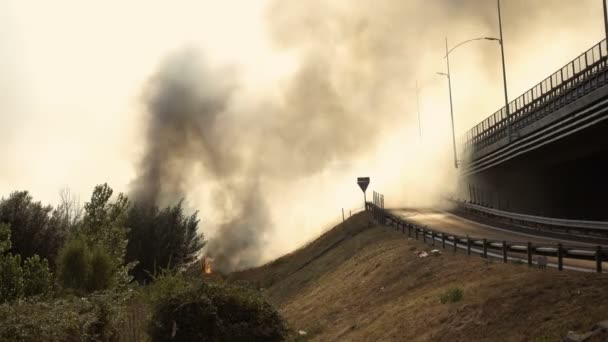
[203,257,213,275]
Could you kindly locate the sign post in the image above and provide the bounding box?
[357,177,370,209]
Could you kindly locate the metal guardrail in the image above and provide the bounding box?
[366,202,607,273]
[464,39,608,150]
[454,200,608,231]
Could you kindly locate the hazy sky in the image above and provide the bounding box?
[1,0,605,263]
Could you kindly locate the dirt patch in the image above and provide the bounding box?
[233,212,608,341]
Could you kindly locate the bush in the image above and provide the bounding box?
[147,276,288,341]
[86,247,116,292]
[0,253,24,303]
[144,270,194,306]
[0,291,135,342]
[57,238,88,291]
[23,255,53,297]
[57,238,118,293]
[439,287,464,304]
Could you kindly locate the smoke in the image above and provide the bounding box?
[130,51,238,206]
[130,0,602,272]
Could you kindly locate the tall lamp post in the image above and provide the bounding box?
[603,0,608,42]
[416,80,422,141]
[438,0,511,169]
[497,0,512,143]
[437,37,501,169]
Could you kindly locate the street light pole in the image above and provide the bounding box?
[603,0,608,43]
[416,80,422,141]
[439,35,506,169]
[445,37,458,169]
[497,0,511,142]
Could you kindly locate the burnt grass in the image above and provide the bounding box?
[232,211,608,342]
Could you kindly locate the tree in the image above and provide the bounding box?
[55,183,133,292]
[56,238,117,293]
[0,223,53,301]
[0,191,54,261]
[81,183,130,266]
[86,246,116,292]
[56,238,88,291]
[23,255,52,297]
[51,187,83,234]
[0,253,23,303]
[126,201,205,282]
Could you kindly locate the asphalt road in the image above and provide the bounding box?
[389,208,605,272]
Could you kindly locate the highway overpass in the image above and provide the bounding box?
[459,39,608,221]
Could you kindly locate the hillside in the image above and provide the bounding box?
[233,211,608,341]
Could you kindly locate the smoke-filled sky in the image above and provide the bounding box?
[1,0,605,270]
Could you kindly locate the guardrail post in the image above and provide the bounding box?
[415,227,419,240]
[467,237,471,255]
[453,236,457,253]
[483,239,488,259]
[431,231,436,246]
[442,234,446,249]
[596,246,603,273]
[502,241,508,263]
[527,242,533,267]
[558,243,563,271]
[401,222,405,234]
[408,224,412,237]
[422,228,426,244]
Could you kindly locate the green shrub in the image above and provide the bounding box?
[144,270,194,306]
[439,287,464,304]
[86,247,116,292]
[57,238,88,291]
[57,238,118,293]
[0,253,24,303]
[0,291,135,342]
[147,277,288,341]
[23,255,53,297]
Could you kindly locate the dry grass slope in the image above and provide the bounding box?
[233,212,608,342]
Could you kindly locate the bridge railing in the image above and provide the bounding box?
[464,39,608,150]
[454,200,608,231]
[365,202,607,273]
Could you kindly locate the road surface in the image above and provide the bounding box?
[389,208,605,272]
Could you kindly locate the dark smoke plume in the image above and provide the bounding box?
[131,0,595,272]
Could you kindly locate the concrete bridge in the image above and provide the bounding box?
[459,39,608,221]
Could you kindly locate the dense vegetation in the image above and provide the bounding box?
[0,184,287,341]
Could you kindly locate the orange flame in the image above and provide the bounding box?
[204,257,213,274]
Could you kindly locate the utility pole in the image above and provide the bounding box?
[497,0,511,142]
[416,80,422,141]
[445,37,459,169]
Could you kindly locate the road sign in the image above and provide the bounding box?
[357,177,370,208]
[357,177,370,193]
